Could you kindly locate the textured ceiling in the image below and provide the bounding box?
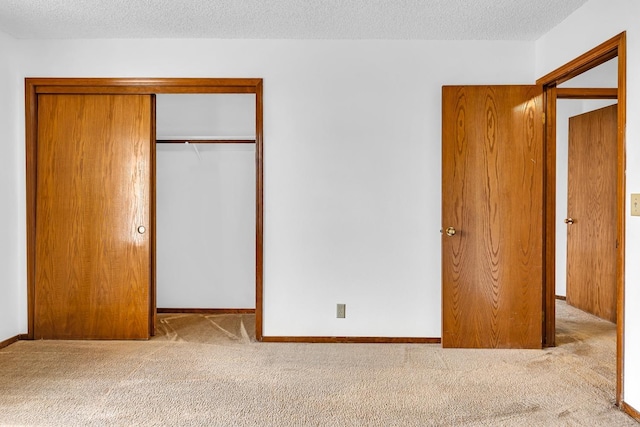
[0,0,589,40]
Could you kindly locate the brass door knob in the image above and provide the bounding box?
[445,227,457,237]
[564,218,574,225]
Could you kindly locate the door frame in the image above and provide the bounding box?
[25,78,265,341]
[537,32,626,404]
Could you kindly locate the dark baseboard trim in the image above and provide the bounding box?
[261,336,441,344]
[555,295,567,301]
[157,308,255,314]
[0,334,27,350]
[622,402,640,421]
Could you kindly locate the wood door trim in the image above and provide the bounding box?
[543,84,557,347]
[25,77,265,341]
[261,336,441,344]
[536,32,626,405]
[150,95,157,337]
[537,35,621,87]
[0,334,27,350]
[157,308,256,314]
[622,402,640,422]
[255,80,264,340]
[156,139,256,144]
[616,33,627,407]
[556,88,617,99]
[30,78,262,94]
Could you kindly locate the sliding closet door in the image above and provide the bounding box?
[35,94,153,339]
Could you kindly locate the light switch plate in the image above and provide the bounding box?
[632,194,640,216]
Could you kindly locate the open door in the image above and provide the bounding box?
[442,85,544,349]
[566,104,618,323]
[35,94,153,339]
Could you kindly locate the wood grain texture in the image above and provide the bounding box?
[622,402,640,422]
[25,80,38,339]
[261,336,441,344]
[35,94,152,339]
[544,85,558,347]
[150,95,157,337]
[566,105,618,323]
[31,78,261,95]
[556,88,617,99]
[255,80,264,341]
[0,334,26,350]
[157,308,256,314]
[615,33,626,406]
[442,85,544,349]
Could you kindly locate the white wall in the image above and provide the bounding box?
[156,144,256,309]
[558,57,618,88]
[536,0,640,408]
[0,30,22,342]
[155,94,255,139]
[9,38,535,339]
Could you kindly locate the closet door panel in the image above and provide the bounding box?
[35,94,152,339]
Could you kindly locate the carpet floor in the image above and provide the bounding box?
[0,301,637,426]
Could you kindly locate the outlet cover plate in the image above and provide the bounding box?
[337,304,346,318]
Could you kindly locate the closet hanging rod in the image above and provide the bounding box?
[156,139,256,144]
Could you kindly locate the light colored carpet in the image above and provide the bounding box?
[0,302,637,426]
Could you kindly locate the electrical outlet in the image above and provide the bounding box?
[337,304,346,318]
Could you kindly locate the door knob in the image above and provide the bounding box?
[564,218,574,225]
[137,225,146,234]
[445,227,457,237]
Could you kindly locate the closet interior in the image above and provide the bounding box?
[155,94,256,311]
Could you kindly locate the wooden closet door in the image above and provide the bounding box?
[35,94,152,339]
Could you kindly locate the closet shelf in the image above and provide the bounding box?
[157,136,256,144]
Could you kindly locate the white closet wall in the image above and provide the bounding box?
[156,94,256,309]
[156,94,255,139]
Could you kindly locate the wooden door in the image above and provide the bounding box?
[35,94,153,339]
[442,86,544,349]
[566,104,617,323]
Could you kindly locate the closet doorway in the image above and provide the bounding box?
[155,94,256,314]
[25,78,264,341]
